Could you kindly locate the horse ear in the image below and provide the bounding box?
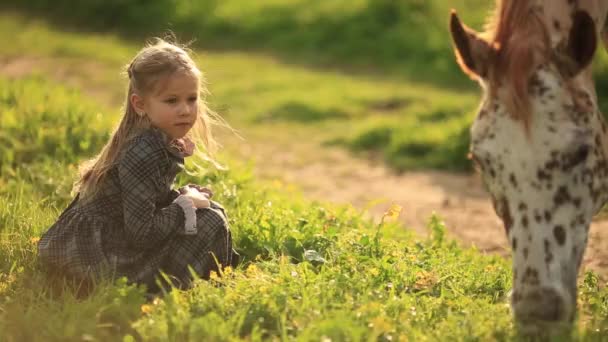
[449,10,494,79]
[555,10,597,77]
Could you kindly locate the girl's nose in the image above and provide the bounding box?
[178,103,191,116]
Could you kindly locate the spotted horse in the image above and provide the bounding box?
[448,0,608,333]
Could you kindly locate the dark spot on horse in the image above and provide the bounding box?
[544,239,553,265]
[538,169,552,182]
[534,210,542,223]
[494,197,513,235]
[522,215,529,229]
[518,202,528,211]
[554,225,566,246]
[554,186,571,207]
[523,267,540,285]
[544,210,552,222]
[553,19,561,30]
[510,173,518,188]
[523,247,529,259]
[512,237,518,251]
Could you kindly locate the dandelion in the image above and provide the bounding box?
[381,204,403,224]
[246,264,259,276]
[30,237,40,244]
[140,304,153,314]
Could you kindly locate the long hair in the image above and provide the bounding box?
[75,38,223,199]
[483,0,550,128]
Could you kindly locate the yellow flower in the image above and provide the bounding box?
[223,266,233,276]
[371,316,393,333]
[382,204,403,223]
[140,304,153,314]
[30,237,40,244]
[246,264,259,276]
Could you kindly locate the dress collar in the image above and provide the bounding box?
[150,126,188,160]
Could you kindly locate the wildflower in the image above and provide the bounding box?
[140,304,153,314]
[381,204,403,224]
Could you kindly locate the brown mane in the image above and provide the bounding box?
[482,0,550,128]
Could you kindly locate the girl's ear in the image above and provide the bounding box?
[130,93,146,115]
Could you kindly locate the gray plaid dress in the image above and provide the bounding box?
[38,127,236,290]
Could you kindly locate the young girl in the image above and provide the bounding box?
[38,38,237,292]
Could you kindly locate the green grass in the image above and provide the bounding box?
[0,13,481,172]
[1,75,608,341]
[2,0,491,88]
[4,1,608,173]
[2,3,608,340]
[8,0,608,91]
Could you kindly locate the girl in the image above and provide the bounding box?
[38,38,237,292]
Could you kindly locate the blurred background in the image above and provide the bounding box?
[2,0,608,265]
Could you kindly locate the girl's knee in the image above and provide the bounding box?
[195,207,229,237]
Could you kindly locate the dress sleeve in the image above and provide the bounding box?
[118,135,193,249]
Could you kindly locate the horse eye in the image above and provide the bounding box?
[565,144,590,169]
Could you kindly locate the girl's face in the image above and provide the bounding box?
[132,72,199,139]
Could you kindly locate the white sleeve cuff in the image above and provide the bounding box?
[173,195,197,235]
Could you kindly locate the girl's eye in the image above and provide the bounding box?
[188,97,198,102]
[165,98,177,104]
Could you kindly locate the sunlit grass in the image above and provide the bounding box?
[0,13,480,172]
[0,76,607,340]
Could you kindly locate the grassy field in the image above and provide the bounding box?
[4,0,491,87]
[2,75,608,341]
[0,13,481,172]
[2,3,608,340]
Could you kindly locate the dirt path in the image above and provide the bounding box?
[3,56,608,278]
[231,128,608,278]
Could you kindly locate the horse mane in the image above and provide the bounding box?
[482,0,550,128]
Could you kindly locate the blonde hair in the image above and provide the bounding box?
[76,38,223,199]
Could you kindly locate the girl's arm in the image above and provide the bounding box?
[118,135,196,250]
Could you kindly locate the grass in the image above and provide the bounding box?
[2,0,492,88]
[4,1,608,173]
[0,12,480,172]
[1,7,608,339]
[1,73,608,342]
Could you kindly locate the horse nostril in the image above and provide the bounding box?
[513,287,570,323]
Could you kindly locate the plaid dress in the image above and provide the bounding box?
[38,127,236,290]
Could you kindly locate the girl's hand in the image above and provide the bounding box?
[181,187,210,209]
[179,184,213,198]
[188,184,213,198]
